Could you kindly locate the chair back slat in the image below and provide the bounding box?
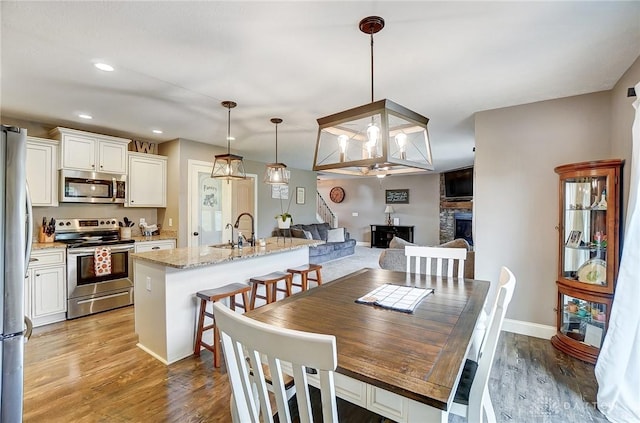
[468,266,516,422]
[405,246,467,278]
[214,302,338,423]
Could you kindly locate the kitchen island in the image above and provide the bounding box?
[131,237,322,364]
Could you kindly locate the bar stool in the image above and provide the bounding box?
[287,263,323,292]
[194,283,252,368]
[249,271,292,309]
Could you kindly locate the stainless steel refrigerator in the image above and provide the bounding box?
[1,125,33,422]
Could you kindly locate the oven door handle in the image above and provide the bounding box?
[67,245,134,255]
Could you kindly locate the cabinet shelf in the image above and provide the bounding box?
[370,225,414,248]
[551,159,623,364]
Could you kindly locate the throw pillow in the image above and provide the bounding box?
[316,223,331,241]
[302,224,321,240]
[302,230,313,240]
[327,228,345,242]
[290,228,306,239]
[440,238,470,250]
[389,236,415,249]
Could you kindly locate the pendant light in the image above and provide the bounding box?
[264,118,290,185]
[211,100,246,180]
[313,16,433,177]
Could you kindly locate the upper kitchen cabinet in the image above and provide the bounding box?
[127,152,167,207]
[50,127,130,174]
[26,136,59,206]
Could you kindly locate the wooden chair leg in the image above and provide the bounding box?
[285,275,292,297]
[315,269,323,286]
[194,298,207,356]
[250,284,258,309]
[241,291,251,311]
[301,273,308,291]
[213,325,221,368]
[229,294,236,311]
[266,282,274,304]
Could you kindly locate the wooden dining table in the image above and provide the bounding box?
[245,268,490,423]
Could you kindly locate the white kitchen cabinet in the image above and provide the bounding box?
[127,152,167,207]
[134,239,175,253]
[26,136,59,206]
[50,127,130,174]
[28,249,67,327]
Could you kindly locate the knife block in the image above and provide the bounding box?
[38,228,54,243]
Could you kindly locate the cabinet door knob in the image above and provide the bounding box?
[35,274,40,277]
[193,232,199,236]
[152,246,160,250]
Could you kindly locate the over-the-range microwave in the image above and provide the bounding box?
[59,169,126,203]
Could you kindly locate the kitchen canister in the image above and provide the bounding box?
[120,227,132,240]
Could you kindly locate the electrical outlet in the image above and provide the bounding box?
[146,276,151,292]
[168,218,173,227]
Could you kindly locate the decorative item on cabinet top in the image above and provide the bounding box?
[133,140,157,154]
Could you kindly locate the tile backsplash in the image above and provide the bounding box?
[32,203,158,240]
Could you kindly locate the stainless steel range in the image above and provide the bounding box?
[55,218,135,319]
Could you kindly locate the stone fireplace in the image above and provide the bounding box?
[454,212,473,246]
[439,174,473,247]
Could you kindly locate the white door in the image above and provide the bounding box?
[188,160,257,248]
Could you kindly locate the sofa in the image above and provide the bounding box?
[378,237,475,279]
[275,222,356,264]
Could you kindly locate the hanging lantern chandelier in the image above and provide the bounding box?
[313,16,433,177]
[211,100,246,180]
[264,118,290,185]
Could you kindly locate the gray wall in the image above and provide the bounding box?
[474,89,628,327]
[610,56,640,223]
[317,174,440,245]
[158,138,318,246]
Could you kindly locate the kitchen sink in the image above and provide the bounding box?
[209,243,236,249]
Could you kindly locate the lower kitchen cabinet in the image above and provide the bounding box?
[134,239,176,253]
[28,248,67,327]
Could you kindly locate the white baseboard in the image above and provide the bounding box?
[502,318,556,340]
[356,241,369,246]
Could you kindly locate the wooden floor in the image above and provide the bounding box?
[24,306,607,422]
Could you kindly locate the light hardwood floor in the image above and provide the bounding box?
[24,306,607,422]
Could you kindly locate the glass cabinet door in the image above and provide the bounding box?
[560,293,607,349]
[561,174,612,293]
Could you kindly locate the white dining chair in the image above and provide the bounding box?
[212,302,339,423]
[450,266,516,423]
[405,245,467,277]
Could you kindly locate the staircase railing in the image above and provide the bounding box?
[317,191,338,228]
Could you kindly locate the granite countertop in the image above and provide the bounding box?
[131,237,323,269]
[32,242,67,251]
[31,232,177,250]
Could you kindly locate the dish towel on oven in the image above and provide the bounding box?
[94,247,112,276]
[356,284,434,313]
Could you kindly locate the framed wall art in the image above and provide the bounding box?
[296,187,305,204]
[385,189,409,204]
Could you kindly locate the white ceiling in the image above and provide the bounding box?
[2,2,639,174]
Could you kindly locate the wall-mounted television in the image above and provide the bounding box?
[444,167,473,199]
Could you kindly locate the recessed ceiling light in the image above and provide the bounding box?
[94,63,114,72]
[152,129,163,134]
[78,114,93,119]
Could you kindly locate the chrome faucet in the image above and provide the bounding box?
[233,213,255,247]
[225,222,236,248]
